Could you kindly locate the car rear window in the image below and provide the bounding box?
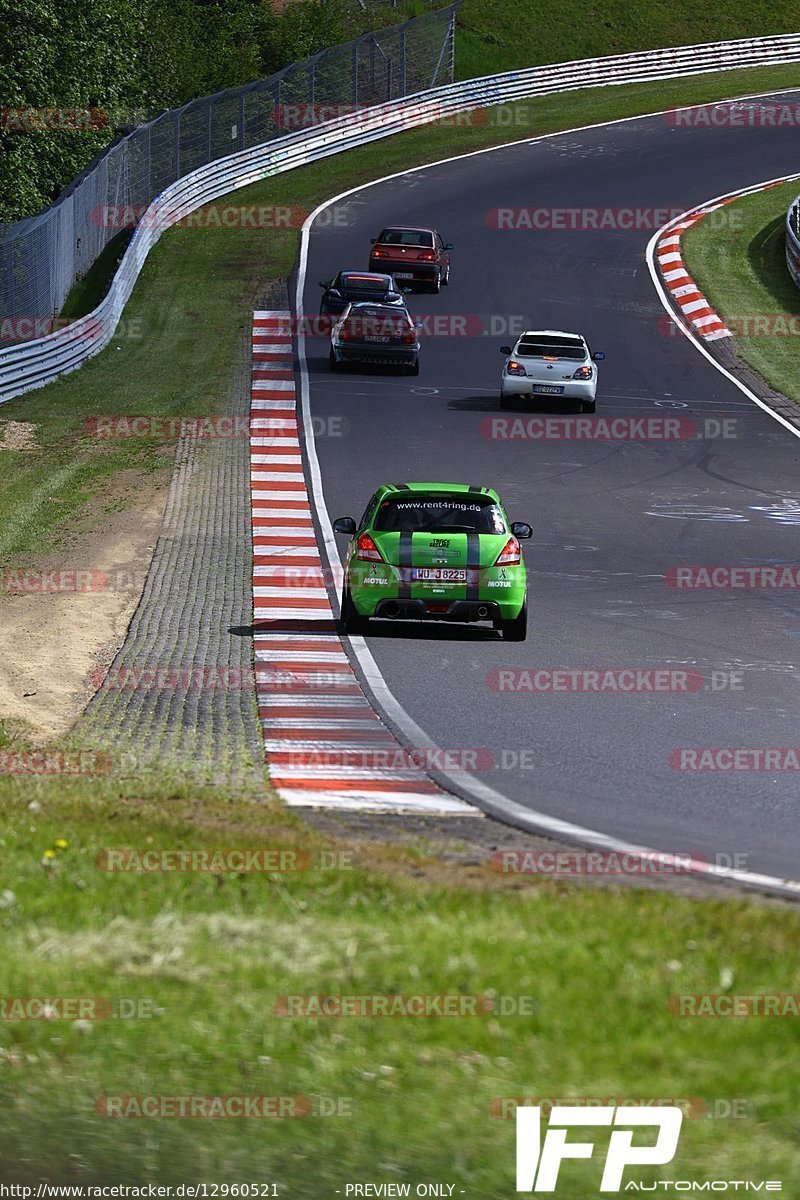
[378,229,434,248]
[373,495,507,534]
[344,308,412,336]
[341,274,389,291]
[516,337,585,360]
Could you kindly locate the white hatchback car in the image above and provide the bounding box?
[499,330,605,413]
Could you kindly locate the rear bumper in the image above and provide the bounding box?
[501,376,597,401]
[370,259,439,283]
[374,598,501,622]
[335,342,419,366]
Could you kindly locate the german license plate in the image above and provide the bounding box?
[394,272,414,280]
[365,336,390,342]
[532,384,565,395]
[411,568,467,582]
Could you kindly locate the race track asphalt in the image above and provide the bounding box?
[302,92,800,880]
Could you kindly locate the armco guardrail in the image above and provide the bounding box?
[4,31,800,404]
[786,195,800,287]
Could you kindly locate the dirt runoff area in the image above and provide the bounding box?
[0,468,171,743]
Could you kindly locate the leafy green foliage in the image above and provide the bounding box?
[0,0,350,222]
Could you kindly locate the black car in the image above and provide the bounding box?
[329,303,420,374]
[318,271,409,317]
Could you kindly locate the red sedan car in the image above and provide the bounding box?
[368,226,453,293]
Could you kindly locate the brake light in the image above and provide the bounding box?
[340,326,353,340]
[494,537,520,566]
[506,359,526,377]
[543,355,559,361]
[357,533,383,562]
[401,328,417,344]
[572,364,593,379]
[419,251,436,261]
[371,247,388,258]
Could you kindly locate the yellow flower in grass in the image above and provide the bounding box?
[54,839,68,850]
[42,849,56,860]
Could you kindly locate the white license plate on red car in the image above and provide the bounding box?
[394,272,414,280]
[411,568,467,582]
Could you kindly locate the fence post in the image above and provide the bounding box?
[400,27,407,94]
[352,40,359,105]
[239,91,245,150]
[173,112,180,183]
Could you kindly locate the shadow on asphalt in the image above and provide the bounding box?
[447,394,583,414]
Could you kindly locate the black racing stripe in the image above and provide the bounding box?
[394,482,409,491]
[466,532,481,600]
[468,484,483,494]
[398,531,414,598]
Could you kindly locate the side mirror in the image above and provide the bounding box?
[318,280,330,288]
[333,516,357,535]
[592,351,605,361]
[370,238,377,244]
[500,345,512,355]
[511,522,533,539]
[444,242,454,250]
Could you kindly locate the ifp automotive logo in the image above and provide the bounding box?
[516,1105,682,1191]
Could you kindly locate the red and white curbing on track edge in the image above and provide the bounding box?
[250,310,474,814]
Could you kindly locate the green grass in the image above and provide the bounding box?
[4,61,800,569]
[681,179,800,400]
[452,0,800,81]
[1,777,800,1189]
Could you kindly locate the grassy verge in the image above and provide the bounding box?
[4,61,800,569]
[453,0,800,80]
[681,179,800,401]
[1,777,799,1189]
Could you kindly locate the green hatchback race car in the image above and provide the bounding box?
[333,483,531,640]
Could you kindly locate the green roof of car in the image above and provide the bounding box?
[378,481,502,502]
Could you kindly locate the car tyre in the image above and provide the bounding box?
[499,391,515,411]
[329,348,340,372]
[497,598,527,641]
[408,359,420,376]
[582,400,596,414]
[429,273,441,295]
[442,265,450,286]
[341,587,368,636]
